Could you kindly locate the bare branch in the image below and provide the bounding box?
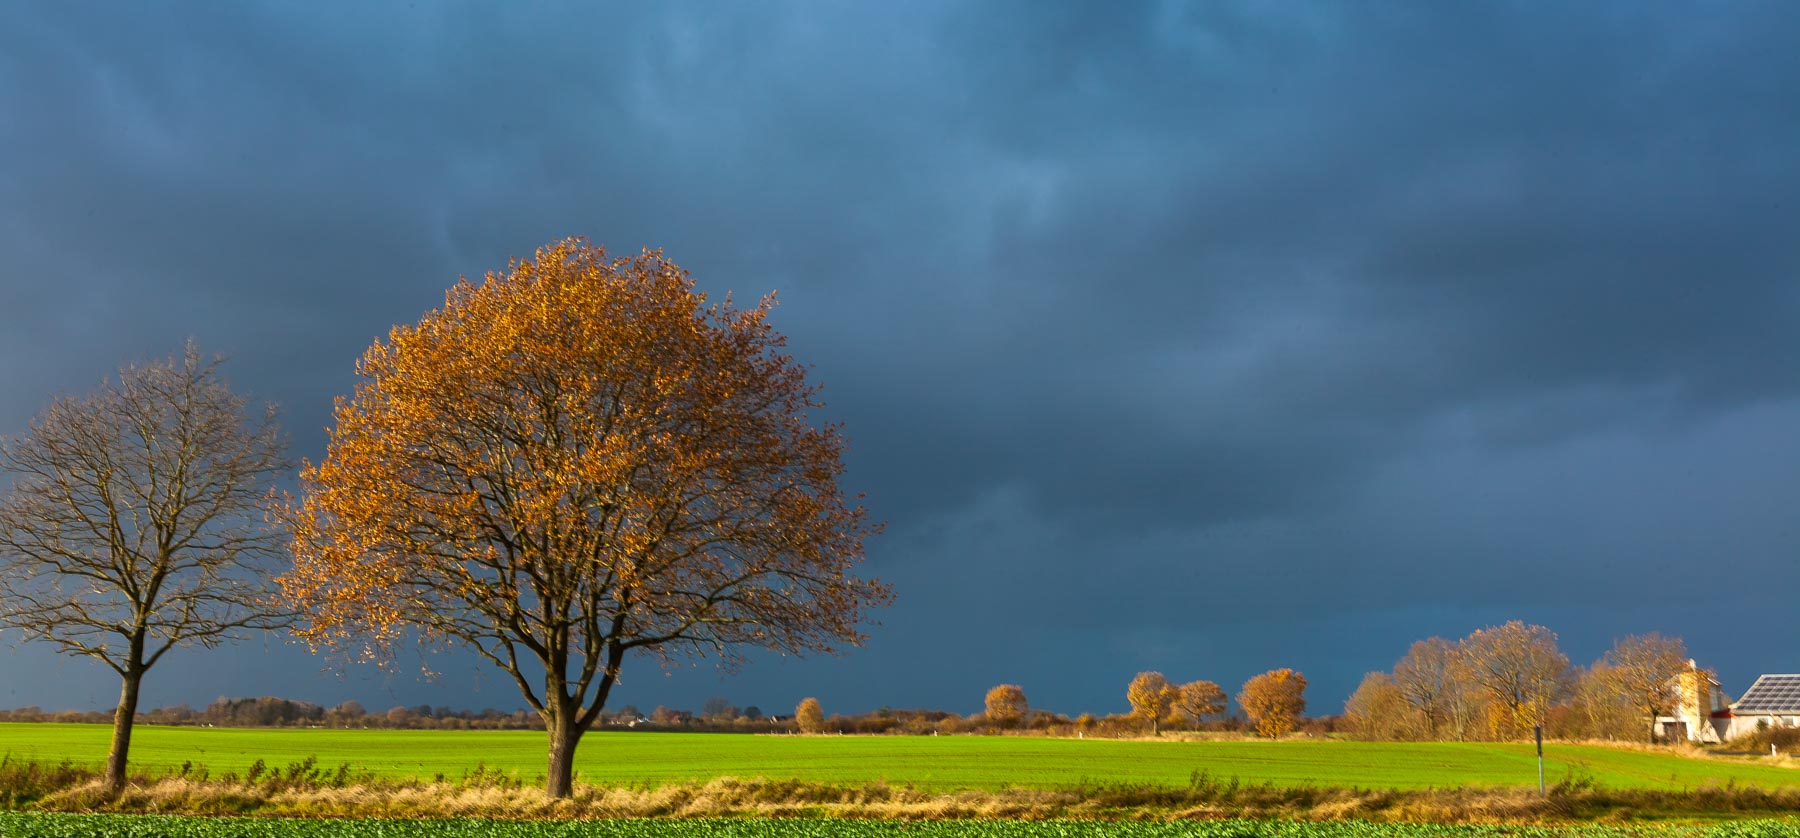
[0,342,294,683]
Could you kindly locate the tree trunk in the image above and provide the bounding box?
[105,666,143,795]
[545,707,584,798]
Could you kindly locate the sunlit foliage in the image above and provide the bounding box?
[795,697,825,734]
[1239,669,1307,738]
[984,684,1028,728]
[1126,672,1176,736]
[277,239,889,795]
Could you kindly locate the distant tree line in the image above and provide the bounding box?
[782,669,1308,739]
[0,624,1734,748]
[0,698,539,730]
[0,624,1728,747]
[1341,622,1704,744]
[0,694,797,732]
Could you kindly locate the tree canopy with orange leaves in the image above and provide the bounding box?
[984,683,1028,727]
[1126,671,1176,735]
[277,238,890,797]
[1239,668,1307,738]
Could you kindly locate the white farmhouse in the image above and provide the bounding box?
[1656,660,1729,743]
[1656,662,1800,743]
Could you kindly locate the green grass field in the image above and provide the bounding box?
[2,723,1797,792]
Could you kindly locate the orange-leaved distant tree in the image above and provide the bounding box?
[1171,679,1227,729]
[1239,668,1307,737]
[276,239,891,797]
[1127,671,1177,735]
[985,683,1028,728]
[0,344,291,795]
[795,697,825,734]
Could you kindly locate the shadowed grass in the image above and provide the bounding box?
[6,765,1800,824]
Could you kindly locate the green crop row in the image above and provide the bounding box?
[2,814,1799,838]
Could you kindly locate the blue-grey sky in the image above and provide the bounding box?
[2,2,1798,720]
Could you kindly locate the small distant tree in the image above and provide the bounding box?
[1127,671,1177,735]
[984,684,1028,728]
[1171,680,1226,729]
[701,696,739,722]
[796,697,825,733]
[1568,662,1644,740]
[0,344,291,795]
[1600,633,1689,743]
[1342,672,1416,740]
[1239,669,1307,738]
[326,701,367,728]
[1459,621,1569,739]
[1392,637,1461,739]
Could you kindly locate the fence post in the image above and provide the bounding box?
[1536,724,1545,795]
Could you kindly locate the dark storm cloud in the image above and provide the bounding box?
[1,1,1798,715]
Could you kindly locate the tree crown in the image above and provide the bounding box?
[0,343,290,674]
[278,239,890,720]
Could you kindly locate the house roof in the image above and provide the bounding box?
[1732,674,1800,714]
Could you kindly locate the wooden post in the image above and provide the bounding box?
[1536,724,1545,795]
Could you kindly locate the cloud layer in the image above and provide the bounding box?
[2,2,1797,716]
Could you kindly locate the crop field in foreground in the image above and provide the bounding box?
[2,813,1800,838]
[2,724,1798,792]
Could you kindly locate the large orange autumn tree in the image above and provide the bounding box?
[278,239,890,797]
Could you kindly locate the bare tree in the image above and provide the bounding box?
[1393,637,1463,739]
[1599,632,1689,743]
[1342,671,1420,740]
[700,696,739,722]
[1569,662,1646,740]
[0,343,290,794]
[1459,621,1570,739]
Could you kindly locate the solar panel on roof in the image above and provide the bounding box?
[1734,674,1800,713]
